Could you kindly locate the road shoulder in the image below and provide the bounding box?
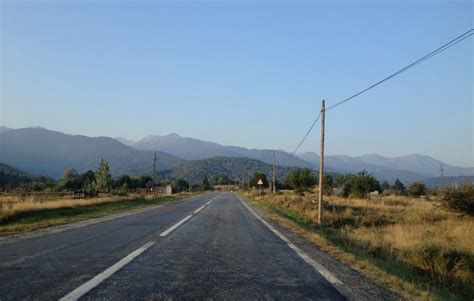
[237,193,404,301]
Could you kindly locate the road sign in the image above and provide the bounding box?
[257,179,263,185]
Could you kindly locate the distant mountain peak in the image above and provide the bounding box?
[114,137,135,146]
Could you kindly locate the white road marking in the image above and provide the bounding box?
[60,195,217,301]
[235,194,351,297]
[194,205,206,214]
[206,195,218,205]
[59,241,155,301]
[159,215,193,237]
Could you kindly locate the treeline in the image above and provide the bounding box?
[247,168,430,198]
[249,168,473,214]
[0,159,194,194]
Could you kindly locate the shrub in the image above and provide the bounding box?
[285,168,316,192]
[348,171,381,198]
[393,178,406,195]
[408,182,427,197]
[439,184,474,215]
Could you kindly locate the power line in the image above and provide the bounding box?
[292,29,473,154]
[293,111,321,154]
[327,29,473,111]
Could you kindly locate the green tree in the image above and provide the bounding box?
[323,174,334,195]
[381,180,390,191]
[60,168,81,191]
[408,181,426,197]
[285,168,316,192]
[114,174,134,189]
[138,174,153,188]
[95,158,112,192]
[393,178,406,195]
[199,175,212,191]
[347,171,381,198]
[172,178,189,192]
[250,172,269,188]
[80,170,96,192]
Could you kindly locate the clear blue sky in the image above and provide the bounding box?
[1,1,472,166]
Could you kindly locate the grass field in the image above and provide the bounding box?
[244,190,474,301]
[0,193,191,233]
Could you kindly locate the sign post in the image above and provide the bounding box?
[257,179,264,196]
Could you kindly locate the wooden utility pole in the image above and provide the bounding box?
[152,153,157,191]
[272,150,276,193]
[318,100,326,225]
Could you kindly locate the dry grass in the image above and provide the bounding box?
[0,193,190,233]
[0,194,144,221]
[245,190,474,300]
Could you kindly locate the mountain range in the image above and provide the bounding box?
[157,157,295,185]
[1,126,473,184]
[0,127,182,178]
[130,134,313,169]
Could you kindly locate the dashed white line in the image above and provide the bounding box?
[159,215,193,237]
[59,195,217,301]
[194,205,206,214]
[60,241,156,301]
[206,196,217,205]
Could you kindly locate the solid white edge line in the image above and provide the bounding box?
[194,205,206,214]
[235,194,349,293]
[59,241,156,301]
[159,215,193,237]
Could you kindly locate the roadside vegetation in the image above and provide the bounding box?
[0,159,205,233]
[242,169,474,300]
[0,194,190,233]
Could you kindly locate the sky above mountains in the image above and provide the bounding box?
[1,1,472,166]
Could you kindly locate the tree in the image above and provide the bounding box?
[114,175,134,189]
[199,175,212,191]
[285,168,316,192]
[408,182,426,197]
[347,171,381,198]
[250,172,269,188]
[393,178,406,195]
[323,174,334,195]
[95,158,112,192]
[60,168,81,191]
[138,175,153,188]
[381,180,390,191]
[80,170,96,192]
[172,178,189,192]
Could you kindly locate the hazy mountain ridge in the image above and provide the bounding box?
[0,126,12,134]
[157,156,295,185]
[0,162,28,176]
[1,127,472,184]
[0,128,183,178]
[297,152,474,182]
[132,133,314,168]
[419,176,474,188]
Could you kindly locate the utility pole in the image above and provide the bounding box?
[272,150,276,193]
[152,153,157,192]
[318,99,325,225]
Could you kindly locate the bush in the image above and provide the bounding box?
[348,171,381,198]
[408,182,427,197]
[285,168,316,192]
[439,184,474,215]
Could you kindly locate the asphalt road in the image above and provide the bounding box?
[0,192,388,300]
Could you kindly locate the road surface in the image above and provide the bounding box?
[0,192,400,300]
